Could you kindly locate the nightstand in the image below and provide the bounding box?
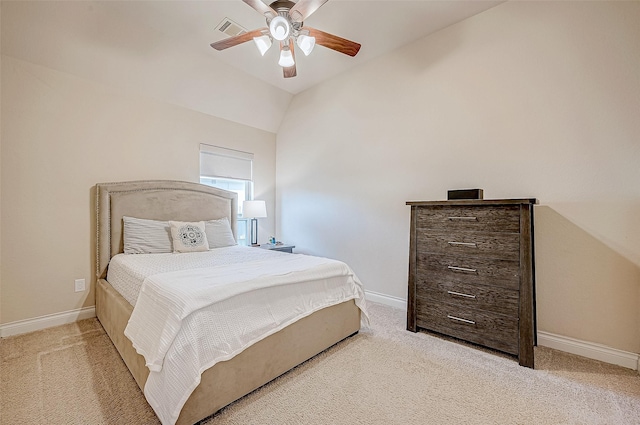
[258,243,295,253]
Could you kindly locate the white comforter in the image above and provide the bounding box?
[120,248,367,425]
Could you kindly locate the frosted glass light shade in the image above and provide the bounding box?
[296,35,315,56]
[252,35,272,56]
[269,16,290,41]
[243,200,267,218]
[278,47,295,67]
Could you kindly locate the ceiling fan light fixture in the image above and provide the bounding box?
[252,35,272,56]
[210,0,362,79]
[278,47,295,67]
[269,16,290,41]
[296,34,316,56]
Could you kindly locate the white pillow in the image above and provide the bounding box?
[169,221,210,253]
[123,216,172,254]
[205,217,237,248]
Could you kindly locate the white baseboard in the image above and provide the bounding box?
[538,331,639,371]
[0,306,96,338]
[362,290,639,371]
[2,299,638,372]
[364,290,407,311]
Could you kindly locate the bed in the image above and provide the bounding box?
[95,180,365,425]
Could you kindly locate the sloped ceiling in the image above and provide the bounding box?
[1,1,501,132]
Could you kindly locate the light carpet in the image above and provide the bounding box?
[1,302,639,424]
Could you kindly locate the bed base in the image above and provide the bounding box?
[96,278,361,425]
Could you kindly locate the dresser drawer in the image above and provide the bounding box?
[416,253,519,290]
[417,231,520,260]
[416,299,519,355]
[416,282,519,317]
[416,205,520,233]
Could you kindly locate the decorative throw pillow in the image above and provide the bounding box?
[205,217,237,249]
[123,216,172,254]
[169,221,210,253]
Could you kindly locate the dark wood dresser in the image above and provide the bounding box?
[406,199,537,368]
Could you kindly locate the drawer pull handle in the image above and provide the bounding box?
[447,266,477,273]
[447,315,476,325]
[447,290,476,299]
[447,241,477,248]
[448,216,477,221]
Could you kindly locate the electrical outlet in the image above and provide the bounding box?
[74,278,86,292]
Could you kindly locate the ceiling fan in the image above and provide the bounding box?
[210,0,361,78]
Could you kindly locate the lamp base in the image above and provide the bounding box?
[250,218,258,245]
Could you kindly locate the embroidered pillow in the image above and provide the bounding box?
[205,217,237,249]
[123,216,172,254]
[169,221,210,253]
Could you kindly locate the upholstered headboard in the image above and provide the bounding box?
[96,180,238,279]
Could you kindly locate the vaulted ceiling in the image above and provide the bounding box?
[1,1,502,132]
[140,0,502,94]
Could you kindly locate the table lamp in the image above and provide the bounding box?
[242,200,267,246]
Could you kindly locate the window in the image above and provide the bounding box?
[199,144,254,246]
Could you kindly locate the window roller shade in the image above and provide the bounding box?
[200,144,253,181]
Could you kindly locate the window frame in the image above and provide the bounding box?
[199,144,255,247]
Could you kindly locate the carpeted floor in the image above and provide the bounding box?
[1,302,639,424]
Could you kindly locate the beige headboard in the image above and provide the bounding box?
[96,180,238,279]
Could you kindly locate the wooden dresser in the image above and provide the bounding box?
[406,199,536,368]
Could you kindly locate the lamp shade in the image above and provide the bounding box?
[253,35,272,56]
[278,47,295,67]
[269,16,290,41]
[296,34,315,56]
[243,200,267,218]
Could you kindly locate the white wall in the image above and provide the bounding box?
[0,1,286,326]
[0,2,3,323]
[276,2,640,353]
[0,1,291,133]
[0,56,277,324]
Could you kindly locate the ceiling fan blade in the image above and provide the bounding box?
[210,28,267,51]
[242,0,278,19]
[305,27,361,57]
[281,41,297,78]
[288,0,329,22]
[283,63,297,78]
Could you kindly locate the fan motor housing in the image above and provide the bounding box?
[267,0,302,32]
[270,0,296,12]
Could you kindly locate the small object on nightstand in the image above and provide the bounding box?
[258,243,295,253]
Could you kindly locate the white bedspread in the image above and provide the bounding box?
[118,247,367,425]
[107,246,287,306]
